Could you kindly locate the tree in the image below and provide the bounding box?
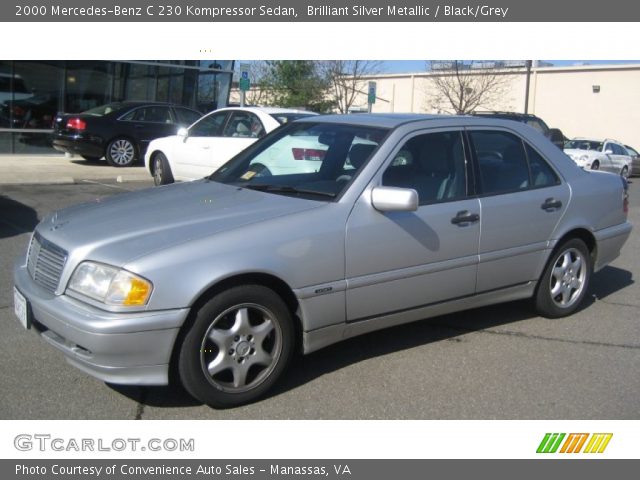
[264,61,333,112]
[319,60,383,113]
[426,61,512,114]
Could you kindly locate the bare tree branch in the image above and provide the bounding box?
[427,61,513,114]
[319,60,383,113]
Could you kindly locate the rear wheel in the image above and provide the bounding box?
[178,285,294,408]
[106,138,137,167]
[152,152,174,186]
[534,238,591,318]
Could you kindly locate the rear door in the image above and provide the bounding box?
[120,106,176,150]
[468,128,570,292]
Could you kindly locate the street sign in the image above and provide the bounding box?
[368,81,377,104]
[239,78,250,91]
[239,63,251,92]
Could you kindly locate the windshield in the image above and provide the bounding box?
[82,103,124,116]
[210,122,388,200]
[565,140,603,151]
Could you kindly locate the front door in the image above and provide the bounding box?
[345,129,480,321]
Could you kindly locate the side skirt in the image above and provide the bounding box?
[302,281,536,354]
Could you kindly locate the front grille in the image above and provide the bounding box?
[27,232,68,293]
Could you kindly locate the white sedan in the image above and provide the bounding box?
[144,107,317,185]
[564,138,632,178]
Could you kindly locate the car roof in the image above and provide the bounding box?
[213,106,318,115]
[294,113,524,129]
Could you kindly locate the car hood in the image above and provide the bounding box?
[36,180,323,266]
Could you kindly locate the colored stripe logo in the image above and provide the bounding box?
[537,433,612,453]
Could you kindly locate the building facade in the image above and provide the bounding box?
[0,60,234,154]
[350,63,640,150]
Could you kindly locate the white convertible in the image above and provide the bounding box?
[144,107,317,185]
[564,138,632,178]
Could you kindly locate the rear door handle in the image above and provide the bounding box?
[451,210,480,225]
[541,198,562,211]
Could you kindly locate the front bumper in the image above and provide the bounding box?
[14,260,190,385]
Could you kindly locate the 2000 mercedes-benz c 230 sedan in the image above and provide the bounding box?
[14,114,632,407]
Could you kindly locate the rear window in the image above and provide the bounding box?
[270,113,316,124]
[82,103,124,116]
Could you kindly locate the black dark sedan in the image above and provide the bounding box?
[52,102,202,167]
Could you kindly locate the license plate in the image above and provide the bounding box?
[13,287,30,330]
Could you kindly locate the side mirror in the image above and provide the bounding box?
[604,149,613,155]
[177,127,188,141]
[371,186,418,212]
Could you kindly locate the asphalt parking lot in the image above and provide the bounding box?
[1,178,638,420]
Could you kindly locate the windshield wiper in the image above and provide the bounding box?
[242,184,336,198]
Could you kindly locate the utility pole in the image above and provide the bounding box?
[524,60,532,114]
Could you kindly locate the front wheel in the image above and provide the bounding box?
[178,285,294,408]
[106,138,137,167]
[591,160,600,170]
[621,165,629,179]
[534,238,591,318]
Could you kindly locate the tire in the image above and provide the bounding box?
[81,155,102,162]
[152,152,174,186]
[534,238,592,318]
[591,160,600,170]
[106,137,137,167]
[621,166,629,179]
[178,285,294,408]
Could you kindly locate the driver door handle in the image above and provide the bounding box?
[451,210,480,225]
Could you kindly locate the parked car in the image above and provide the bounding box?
[14,115,631,407]
[564,138,632,178]
[144,107,317,185]
[52,102,203,167]
[624,144,640,176]
[472,111,565,149]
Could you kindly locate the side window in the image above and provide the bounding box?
[189,112,227,137]
[134,106,172,123]
[613,144,625,155]
[470,130,530,195]
[382,131,467,205]
[175,108,202,126]
[525,144,560,188]
[223,112,265,138]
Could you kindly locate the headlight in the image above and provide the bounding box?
[579,155,590,163]
[68,262,153,306]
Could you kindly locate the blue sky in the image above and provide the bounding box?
[383,60,640,73]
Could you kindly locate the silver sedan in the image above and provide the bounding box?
[14,114,632,407]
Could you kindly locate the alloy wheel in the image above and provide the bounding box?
[549,247,587,309]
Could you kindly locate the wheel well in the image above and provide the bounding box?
[148,150,162,174]
[168,273,302,386]
[556,228,597,264]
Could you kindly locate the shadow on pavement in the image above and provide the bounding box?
[109,265,633,411]
[0,194,39,238]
